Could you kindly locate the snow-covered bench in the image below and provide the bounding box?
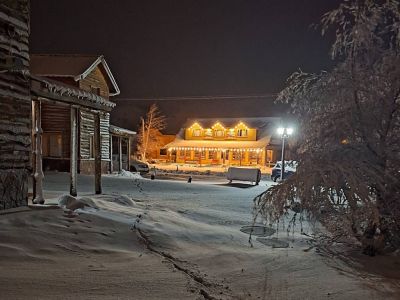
[226,167,261,185]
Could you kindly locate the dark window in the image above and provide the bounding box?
[160,148,167,155]
[42,133,62,157]
[90,86,101,95]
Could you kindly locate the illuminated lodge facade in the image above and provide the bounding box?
[165,118,281,167]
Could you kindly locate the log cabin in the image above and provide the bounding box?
[30,54,131,197]
[0,0,31,210]
[164,118,282,167]
[30,54,120,174]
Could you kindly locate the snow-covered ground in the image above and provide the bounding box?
[31,171,399,299]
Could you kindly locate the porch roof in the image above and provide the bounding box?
[109,125,136,137]
[31,75,116,112]
[164,137,271,150]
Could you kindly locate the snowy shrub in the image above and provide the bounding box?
[256,0,400,255]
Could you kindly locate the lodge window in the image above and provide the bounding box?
[232,151,242,160]
[237,129,248,137]
[214,130,224,137]
[227,129,235,137]
[192,129,202,137]
[90,86,101,96]
[194,150,201,159]
[249,151,259,160]
[205,129,213,137]
[42,133,62,157]
[266,150,273,162]
[160,148,167,155]
[209,150,217,160]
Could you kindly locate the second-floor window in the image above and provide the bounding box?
[214,130,224,137]
[237,129,248,137]
[192,129,202,137]
[90,86,101,95]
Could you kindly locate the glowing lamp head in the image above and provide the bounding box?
[286,128,294,135]
[277,127,285,135]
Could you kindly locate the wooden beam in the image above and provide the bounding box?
[31,101,36,200]
[70,107,78,196]
[127,138,131,171]
[32,100,45,204]
[118,137,123,172]
[94,113,102,194]
[109,135,113,173]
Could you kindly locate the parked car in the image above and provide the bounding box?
[271,161,297,182]
[130,160,149,174]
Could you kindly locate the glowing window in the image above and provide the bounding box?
[214,130,224,137]
[192,129,202,137]
[205,129,213,137]
[237,129,248,137]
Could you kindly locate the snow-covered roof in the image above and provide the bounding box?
[183,117,281,129]
[164,138,271,150]
[164,117,282,150]
[30,54,120,96]
[109,125,137,137]
[31,75,116,111]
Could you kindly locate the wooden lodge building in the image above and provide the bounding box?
[30,54,135,198]
[165,118,281,167]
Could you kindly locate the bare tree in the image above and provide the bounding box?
[256,0,400,255]
[137,104,166,162]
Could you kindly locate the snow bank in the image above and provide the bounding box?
[58,194,98,210]
[116,170,143,179]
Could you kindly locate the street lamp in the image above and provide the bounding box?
[277,127,294,181]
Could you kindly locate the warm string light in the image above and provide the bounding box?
[168,147,263,152]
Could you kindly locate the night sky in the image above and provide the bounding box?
[30,0,342,132]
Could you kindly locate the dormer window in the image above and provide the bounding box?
[227,129,235,137]
[214,130,224,137]
[205,129,213,137]
[90,86,101,95]
[237,129,248,137]
[192,129,202,137]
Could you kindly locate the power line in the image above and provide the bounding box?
[116,93,278,101]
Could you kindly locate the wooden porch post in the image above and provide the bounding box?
[33,100,45,204]
[127,137,131,170]
[244,150,249,166]
[109,135,113,173]
[118,137,123,171]
[94,113,102,194]
[70,106,78,197]
[261,149,266,166]
[190,150,195,161]
[228,150,233,165]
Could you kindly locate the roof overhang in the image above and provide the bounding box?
[31,75,116,112]
[110,125,137,137]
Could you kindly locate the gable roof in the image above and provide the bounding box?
[183,117,281,131]
[164,117,282,150]
[30,54,120,96]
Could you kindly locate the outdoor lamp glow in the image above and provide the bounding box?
[277,127,285,135]
[286,128,294,135]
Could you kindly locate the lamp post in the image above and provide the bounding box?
[277,127,293,181]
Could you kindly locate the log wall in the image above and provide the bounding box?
[79,66,110,99]
[0,0,30,210]
[79,109,110,174]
